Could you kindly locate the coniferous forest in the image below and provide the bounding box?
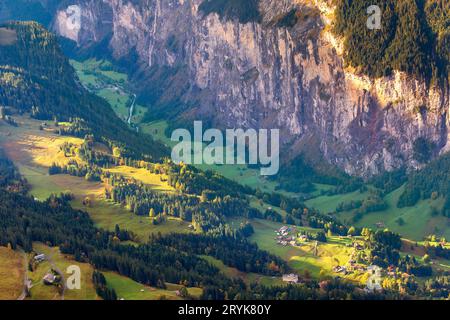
[334,0,449,80]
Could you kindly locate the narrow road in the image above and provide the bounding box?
[17,249,30,300]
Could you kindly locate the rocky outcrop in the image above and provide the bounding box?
[51,0,449,177]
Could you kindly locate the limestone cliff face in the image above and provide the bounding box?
[51,0,449,177]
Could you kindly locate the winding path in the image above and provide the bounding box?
[17,249,30,300]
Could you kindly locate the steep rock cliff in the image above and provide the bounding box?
[51,0,450,177]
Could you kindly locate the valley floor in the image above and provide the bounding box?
[0,59,448,300]
[1,114,449,300]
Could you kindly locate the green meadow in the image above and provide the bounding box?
[103,272,202,300]
[338,186,448,241]
[200,255,285,287]
[0,246,24,300]
[140,120,293,194]
[70,59,146,124]
[305,189,370,214]
[305,182,448,241]
[228,218,365,282]
[28,243,98,300]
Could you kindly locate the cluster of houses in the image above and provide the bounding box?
[32,253,61,286]
[333,241,369,275]
[333,261,367,275]
[274,226,299,247]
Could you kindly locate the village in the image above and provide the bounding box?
[274,225,387,289]
[274,226,299,247]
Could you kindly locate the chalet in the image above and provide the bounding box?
[43,273,56,285]
[34,254,46,263]
[299,235,309,242]
[367,265,382,274]
[282,274,299,284]
[333,266,347,274]
[279,226,290,234]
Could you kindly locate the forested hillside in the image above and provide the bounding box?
[334,0,449,80]
[0,21,168,160]
[398,153,450,215]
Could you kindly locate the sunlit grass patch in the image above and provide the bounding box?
[0,246,24,300]
[200,255,285,287]
[28,243,98,300]
[107,166,174,193]
[103,272,202,300]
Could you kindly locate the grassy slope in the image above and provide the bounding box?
[0,23,167,161]
[140,120,296,195]
[229,218,367,283]
[70,59,146,124]
[306,183,448,241]
[107,166,174,193]
[103,272,202,300]
[305,189,370,214]
[28,243,98,300]
[0,116,193,242]
[200,255,285,287]
[339,186,448,241]
[249,197,287,218]
[401,239,450,274]
[0,246,25,300]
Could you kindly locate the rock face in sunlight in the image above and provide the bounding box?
[49,0,449,176]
